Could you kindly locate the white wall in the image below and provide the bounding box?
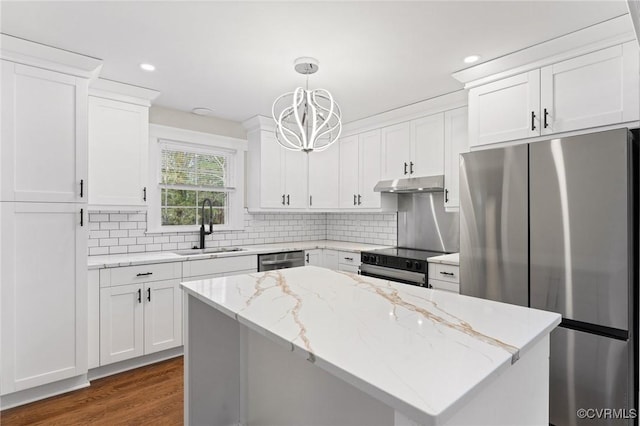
[150,105,246,139]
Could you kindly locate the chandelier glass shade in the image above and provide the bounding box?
[271,58,342,152]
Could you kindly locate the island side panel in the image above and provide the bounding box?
[435,335,550,426]
[185,295,240,426]
[243,324,395,426]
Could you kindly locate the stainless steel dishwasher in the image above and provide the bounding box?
[257,251,305,271]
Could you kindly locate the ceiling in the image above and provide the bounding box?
[1,1,631,124]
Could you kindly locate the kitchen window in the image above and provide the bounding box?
[160,145,230,226]
[147,125,247,233]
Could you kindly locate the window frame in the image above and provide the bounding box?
[148,124,247,233]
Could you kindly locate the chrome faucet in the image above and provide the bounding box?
[199,198,213,249]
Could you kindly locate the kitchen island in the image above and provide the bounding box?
[181,266,560,426]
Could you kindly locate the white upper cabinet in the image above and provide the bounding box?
[468,70,540,147]
[247,129,308,209]
[283,148,308,209]
[467,41,639,147]
[411,113,445,177]
[381,122,411,179]
[1,61,89,203]
[338,135,360,208]
[339,129,388,209]
[308,143,340,209]
[540,42,639,135]
[358,129,383,208]
[88,80,158,209]
[381,113,445,179]
[443,107,469,211]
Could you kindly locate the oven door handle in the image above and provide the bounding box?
[359,264,427,286]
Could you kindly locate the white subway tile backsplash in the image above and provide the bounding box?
[87,209,396,255]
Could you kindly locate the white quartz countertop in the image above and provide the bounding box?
[181,266,560,425]
[427,253,459,266]
[87,240,390,269]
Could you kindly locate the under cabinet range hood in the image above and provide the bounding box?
[373,175,445,193]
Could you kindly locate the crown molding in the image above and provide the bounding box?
[0,33,102,79]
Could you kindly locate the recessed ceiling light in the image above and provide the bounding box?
[191,107,215,116]
[464,55,480,64]
[140,63,156,72]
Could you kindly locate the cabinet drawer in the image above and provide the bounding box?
[338,251,360,266]
[429,279,459,293]
[183,255,257,278]
[433,264,459,283]
[338,264,360,274]
[100,262,182,287]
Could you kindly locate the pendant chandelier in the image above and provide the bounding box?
[272,57,342,153]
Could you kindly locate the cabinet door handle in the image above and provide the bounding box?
[440,271,455,276]
[282,194,286,205]
[353,194,357,205]
[137,288,142,303]
[544,108,549,128]
[286,194,290,205]
[136,272,153,277]
[147,287,151,302]
[306,253,310,263]
[80,179,84,198]
[80,208,84,226]
[531,111,536,131]
[445,189,449,203]
[309,195,312,206]
[357,194,361,205]
[410,162,414,174]
[143,187,147,202]
[404,162,408,175]
[345,257,354,261]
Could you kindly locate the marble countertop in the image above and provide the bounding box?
[427,253,459,266]
[181,266,560,425]
[88,240,390,269]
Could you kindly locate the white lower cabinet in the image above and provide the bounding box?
[304,249,323,266]
[427,262,460,293]
[1,203,87,395]
[322,250,340,270]
[182,255,257,280]
[100,279,182,366]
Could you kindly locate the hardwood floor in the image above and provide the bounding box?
[1,356,183,426]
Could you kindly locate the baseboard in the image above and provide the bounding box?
[88,346,183,381]
[0,375,90,410]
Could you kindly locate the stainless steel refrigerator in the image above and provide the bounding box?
[460,128,638,425]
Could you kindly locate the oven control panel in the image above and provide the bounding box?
[361,253,427,273]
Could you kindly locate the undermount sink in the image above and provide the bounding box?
[173,247,246,256]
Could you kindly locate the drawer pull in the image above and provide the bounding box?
[136,272,153,277]
[344,257,354,261]
[440,271,455,276]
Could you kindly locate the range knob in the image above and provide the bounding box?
[414,262,422,270]
[405,260,413,269]
[362,254,370,262]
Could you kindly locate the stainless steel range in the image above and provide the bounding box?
[360,247,448,286]
[360,190,459,287]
